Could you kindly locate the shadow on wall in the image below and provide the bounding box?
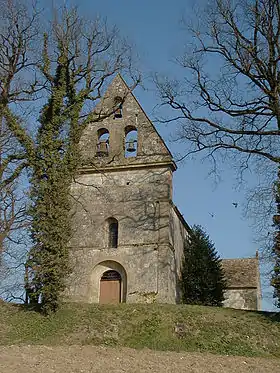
[69,163,183,302]
[69,167,172,247]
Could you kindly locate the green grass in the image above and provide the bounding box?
[0,301,279,357]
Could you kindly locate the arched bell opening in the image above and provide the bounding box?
[113,96,123,119]
[125,125,138,158]
[96,128,109,157]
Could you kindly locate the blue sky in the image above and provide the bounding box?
[47,0,275,309]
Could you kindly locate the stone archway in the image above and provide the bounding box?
[90,261,127,303]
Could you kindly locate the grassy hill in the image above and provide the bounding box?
[0,301,279,357]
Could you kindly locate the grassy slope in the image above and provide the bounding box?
[0,301,279,357]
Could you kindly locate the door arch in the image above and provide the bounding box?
[90,260,127,304]
[99,270,121,304]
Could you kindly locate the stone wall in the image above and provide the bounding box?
[65,74,182,304]
[67,165,177,304]
[79,74,174,170]
[168,205,192,302]
[222,257,261,310]
[70,167,172,248]
[223,289,259,310]
[66,74,262,310]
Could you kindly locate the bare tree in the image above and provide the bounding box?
[0,0,40,300]
[0,2,139,312]
[0,183,29,304]
[156,0,280,306]
[0,0,42,181]
[0,180,28,259]
[0,118,30,302]
[157,0,280,165]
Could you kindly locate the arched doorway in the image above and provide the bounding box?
[99,270,122,304]
[91,260,127,303]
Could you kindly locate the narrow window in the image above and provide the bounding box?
[125,126,138,158]
[96,128,109,156]
[108,218,118,248]
[114,96,123,119]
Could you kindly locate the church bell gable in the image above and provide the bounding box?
[79,74,176,172]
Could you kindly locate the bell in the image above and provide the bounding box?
[126,139,136,152]
[97,140,108,155]
[114,107,122,118]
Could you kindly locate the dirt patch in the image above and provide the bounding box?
[0,346,279,373]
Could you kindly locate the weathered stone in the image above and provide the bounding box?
[65,75,190,304]
[66,75,261,310]
[222,257,261,310]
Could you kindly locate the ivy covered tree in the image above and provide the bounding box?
[181,225,227,307]
[0,1,138,313]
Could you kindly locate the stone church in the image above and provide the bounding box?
[66,75,261,310]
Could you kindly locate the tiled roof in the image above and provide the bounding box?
[222,258,259,288]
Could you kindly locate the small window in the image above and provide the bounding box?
[125,126,138,158]
[108,218,118,248]
[96,128,109,156]
[114,96,123,119]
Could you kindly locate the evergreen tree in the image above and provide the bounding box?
[181,225,227,307]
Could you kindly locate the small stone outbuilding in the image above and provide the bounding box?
[222,255,261,310]
[66,74,261,310]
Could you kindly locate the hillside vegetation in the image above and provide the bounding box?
[0,302,279,357]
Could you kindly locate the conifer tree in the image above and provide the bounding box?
[181,225,227,307]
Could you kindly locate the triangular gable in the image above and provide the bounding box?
[95,74,175,161]
[80,74,176,171]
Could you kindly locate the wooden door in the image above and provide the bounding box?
[99,270,121,304]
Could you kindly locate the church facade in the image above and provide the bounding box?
[66,75,261,310]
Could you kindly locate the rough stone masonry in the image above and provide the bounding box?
[65,74,261,310]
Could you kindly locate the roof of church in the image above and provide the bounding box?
[222,257,260,289]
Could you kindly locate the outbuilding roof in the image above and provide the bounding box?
[222,257,260,289]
